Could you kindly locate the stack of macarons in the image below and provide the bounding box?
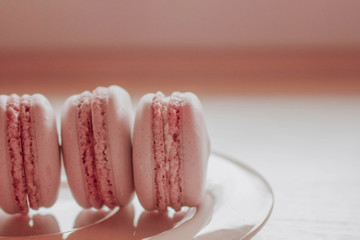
[0,85,210,214]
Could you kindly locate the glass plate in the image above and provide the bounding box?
[0,153,274,239]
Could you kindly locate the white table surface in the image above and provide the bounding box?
[201,96,360,239]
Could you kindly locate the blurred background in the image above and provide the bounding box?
[0,0,360,97]
[1,1,360,239]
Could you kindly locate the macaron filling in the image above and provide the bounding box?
[76,88,116,209]
[152,92,183,211]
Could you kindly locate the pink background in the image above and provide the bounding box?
[1,0,360,50]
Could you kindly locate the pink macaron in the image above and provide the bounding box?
[133,91,210,212]
[61,85,134,209]
[0,94,61,214]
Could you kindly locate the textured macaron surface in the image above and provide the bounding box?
[76,91,103,208]
[6,95,29,214]
[20,95,41,210]
[77,88,116,208]
[91,88,117,208]
[75,89,117,208]
[152,92,183,211]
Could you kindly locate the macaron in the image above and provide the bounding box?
[133,91,210,212]
[61,85,133,209]
[0,94,60,214]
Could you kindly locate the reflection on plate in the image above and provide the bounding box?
[0,153,274,239]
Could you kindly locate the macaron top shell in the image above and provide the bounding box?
[0,94,60,214]
[61,85,133,209]
[133,92,210,211]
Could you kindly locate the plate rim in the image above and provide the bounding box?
[211,151,274,240]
